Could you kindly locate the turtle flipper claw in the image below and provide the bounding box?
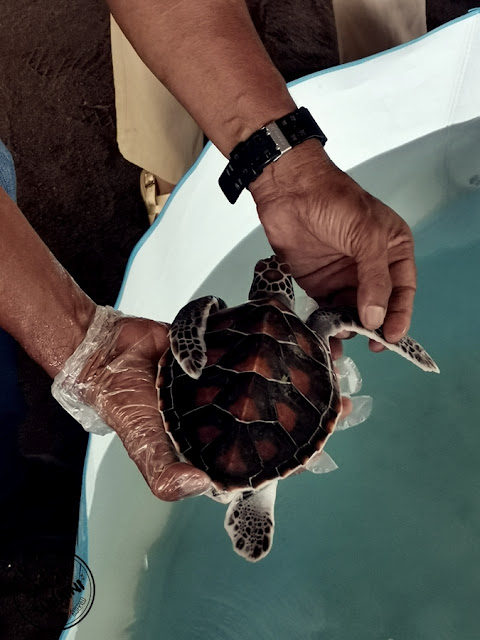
[224,481,277,562]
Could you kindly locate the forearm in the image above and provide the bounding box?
[106,0,298,154]
[0,188,95,378]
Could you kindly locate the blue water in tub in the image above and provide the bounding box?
[126,132,480,640]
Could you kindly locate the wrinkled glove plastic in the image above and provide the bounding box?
[51,305,211,501]
[297,293,373,430]
[335,356,373,430]
[305,357,373,474]
[295,294,320,322]
[305,356,372,473]
[299,290,373,475]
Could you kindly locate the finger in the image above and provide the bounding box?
[155,462,211,502]
[383,256,417,342]
[330,337,343,360]
[340,395,353,419]
[323,290,357,344]
[334,330,355,340]
[356,248,392,331]
[369,338,386,352]
[324,287,357,307]
[118,418,211,502]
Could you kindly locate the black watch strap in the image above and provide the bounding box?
[219,107,327,204]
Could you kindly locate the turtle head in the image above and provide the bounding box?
[248,255,295,311]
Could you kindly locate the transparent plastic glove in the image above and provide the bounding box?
[52,306,211,501]
[336,356,363,395]
[297,297,373,431]
[293,301,373,475]
[295,294,319,322]
[336,395,372,430]
[335,356,373,431]
[305,450,338,474]
[304,355,373,474]
[296,293,347,360]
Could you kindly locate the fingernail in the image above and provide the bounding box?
[365,305,385,328]
[399,324,409,338]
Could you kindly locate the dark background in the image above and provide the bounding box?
[0,0,473,637]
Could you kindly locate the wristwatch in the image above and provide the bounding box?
[218,107,327,204]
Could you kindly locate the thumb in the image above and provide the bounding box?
[155,462,211,502]
[355,250,392,330]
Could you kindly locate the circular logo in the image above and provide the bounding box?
[64,555,96,629]
[12,552,95,631]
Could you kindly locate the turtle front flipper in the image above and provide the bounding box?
[307,306,440,373]
[224,481,277,562]
[170,296,227,379]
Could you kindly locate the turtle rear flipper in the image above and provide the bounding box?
[224,481,277,562]
[170,296,227,378]
[307,306,440,373]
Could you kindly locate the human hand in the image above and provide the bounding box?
[250,139,416,346]
[52,306,211,501]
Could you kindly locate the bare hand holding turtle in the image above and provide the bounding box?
[105,1,416,348]
[249,139,417,345]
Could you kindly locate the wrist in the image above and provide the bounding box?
[249,138,333,206]
[42,293,96,379]
[68,296,97,362]
[214,93,297,156]
[220,108,329,204]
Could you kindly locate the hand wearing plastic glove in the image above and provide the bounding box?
[52,306,212,502]
[0,182,211,502]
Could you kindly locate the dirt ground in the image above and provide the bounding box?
[0,1,473,637]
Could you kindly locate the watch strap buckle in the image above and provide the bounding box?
[264,121,292,157]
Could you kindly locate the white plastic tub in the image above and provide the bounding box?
[61,10,480,639]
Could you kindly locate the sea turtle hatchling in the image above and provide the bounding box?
[157,256,439,562]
